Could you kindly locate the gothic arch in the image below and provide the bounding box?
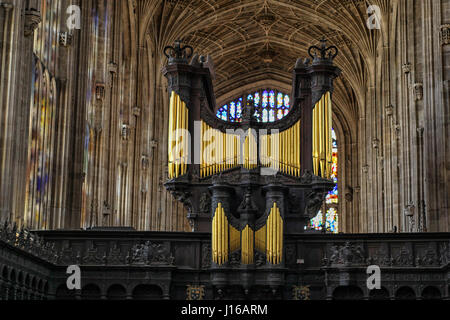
[395,286,416,300]
[132,284,163,300]
[332,286,364,300]
[421,286,442,300]
[369,287,390,300]
[82,283,102,300]
[107,284,127,300]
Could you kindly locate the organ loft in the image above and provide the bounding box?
[163,38,339,264]
[0,0,449,300]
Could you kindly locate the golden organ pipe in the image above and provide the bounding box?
[312,93,333,179]
[289,129,292,175]
[168,92,174,179]
[220,205,223,264]
[223,206,227,263]
[264,203,283,264]
[199,118,307,178]
[173,93,177,177]
[326,92,332,178]
[268,207,272,262]
[211,203,231,265]
[215,206,218,262]
[272,206,276,264]
[285,130,288,174]
[279,211,284,264]
[167,92,188,179]
[213,206,217,262]
[274,206,277,264]
[184,103,188,174]
[272,205,276,263]
[269,208,275,262]
[207,125,211,176]
[320,96,325,177]
[275,203,279,263]
[207,123,210,176]
[217,204,220,264]
[202,121,205,177]
[218,203,222,263]
[180,98,185,175]
[230,225,240,252]
[223,131,226,171]
[174,95,179,178]
[243,227,246,264]
[255,225,266,252]
[276,212,280,265]
[177,95,183,177]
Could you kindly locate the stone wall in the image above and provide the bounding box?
[0,0,447,233]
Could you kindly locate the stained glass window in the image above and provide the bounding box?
[216,89,291,123]
[308,128,339,233]
[25,0,60,229]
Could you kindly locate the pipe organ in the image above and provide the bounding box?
[163,39,340,288]
[260,121,302,177]
[168,91,189,179]
[212,201,283,265]
[313,92,333,179]
[200,121,242,177]
[212,202,229,265]
[200,121,303,177]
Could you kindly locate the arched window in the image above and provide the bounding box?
[309,128,339,233]
[219,89,339,233]
[216,89,290,123]
[24,0,60,229]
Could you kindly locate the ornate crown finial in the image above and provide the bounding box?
[164,40,193,65]
[308,38,338,65]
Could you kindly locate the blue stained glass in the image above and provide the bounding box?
[254,93,260,107]
[309,127,339,233]
[269,109,275,122]
[262,91,269,108]
[236,101,242,119]
[262,109,268,122]
[230,102,236,119]
[310,210,323,230]
[284,95,290,108]
[215,90,291,123]
[269,90,275,108]
[326,208,338,233]
[277,109,283,120]
[277,93,283,107]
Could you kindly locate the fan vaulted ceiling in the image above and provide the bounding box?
[136,0,390,129]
